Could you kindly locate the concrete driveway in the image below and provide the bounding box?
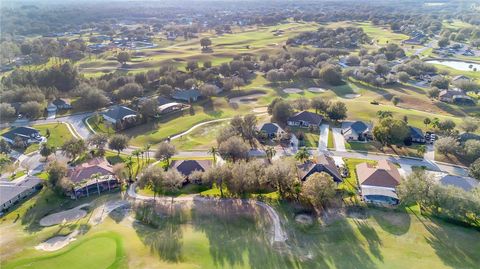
[318,124,329,152]
[332,128,346,151]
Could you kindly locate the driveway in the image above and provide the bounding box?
[318,124,329,152]
[332,128,346,152]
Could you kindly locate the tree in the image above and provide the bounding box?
[117,83,144,100]
[427,87,440,99]
[437,119,456,135]
[163,169,184,195]
[208,146,218,163]
[373,117,409,146]
[265,146,276,163]
[327,101,347,121]
[138,166,164,200]
[295,147,310,163]
[108,134,129,155]
[392,96,400,106]
[202,164,231,197]
[424,118,431,128]
[271,100,293,123]
[0,139,11,154]
[435,136,459,156]
[199,83,217,98]
[87,133,108,152]
[464,140,480,162]
[75,86,110,110]
[430,76,449,89]
[376,110,393,119]
[40,143,53,161]
[117,51,130,66]
[155,142,177,167]
[139,98,159,119]
[301,172,336,211]
[19,101,42,119]
[311,97,330,114]
[460,118,479,133]
[61,138,86,161]
[319,64,343,85]
[293,98,310,111]
[469,158,480,180]
[437,38,450,48]
[417,145,427,156]
[397,71,410,83]
[0,103,16,121]
[265,159,298,199]
[200,37,212,49]
[45,160,68,192]
[218,136,249,163]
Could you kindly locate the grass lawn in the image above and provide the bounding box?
[138,183,210,197]
[170,120,228,151]
[345,141,422,158]
[340,158,377,195]
[327,128,334,149]
[291,127,319,148]
[22,123,74,154]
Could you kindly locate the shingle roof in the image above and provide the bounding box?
[349,121,369,133]
[260,123,283,135]
[67,158,114,184]
[52,98,70,106]
[171,160,212,176]
[0,176,42,206]
[2,127,40,141]
[297,155,342,182]
[102,105,137,121]
[409,126,424,140]
[356,160,402,188]
[157,96,173,106]
[287,111,323,125]
[361,187,398,199]
[172,89,201,101]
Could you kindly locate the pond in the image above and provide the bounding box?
[425,60,480,71]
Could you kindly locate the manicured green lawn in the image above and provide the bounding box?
[327,128,334,149]
[170,121,228,151]
[345,141,422,158]
[23,123,74,154]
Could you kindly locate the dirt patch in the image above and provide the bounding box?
[252,107,268,113]
[283,88,303,94]
[39,204,89,227]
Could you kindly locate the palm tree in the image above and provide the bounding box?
[431,117,440,129]
[417,145,427,156]
[295,147,310,163]
[125,156,134,181]
[143,144,151,164]
[265,146,276,163]
[424,118,431,129]
[208,146,218,163]
[132,149,142,178]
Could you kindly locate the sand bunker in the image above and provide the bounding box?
[252,107,268,113]
[35,230,79,252]
[283,88,303,94]
[307,87,326,93]
[89,200,129,226]
[39,204,89,227]
[343,94,361,99]
[229,93,266,104]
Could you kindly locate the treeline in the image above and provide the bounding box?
[287,27,370,49]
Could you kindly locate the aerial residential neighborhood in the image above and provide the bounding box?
[0,0,479,268]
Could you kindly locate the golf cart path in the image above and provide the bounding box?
[127,183,287,243]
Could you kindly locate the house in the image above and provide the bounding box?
[287,111,323,128]
[356,160,402,205]
[259,123,285,138]
[158,102,187,115]
[457,132,480,143]
[452,75,470,82]
[439,88,474,105]
[342,121,372,141]
[432,173,479,192]
[296,155,343,182]
[67,158,119,198]
[171,160,212,182]
[0,176,43,212]
[171,89,202,102]
[157,96,174,106]
[102,105,140,130]
[1,127,46,147]
[407,126,426,143]
[52,98,72,110]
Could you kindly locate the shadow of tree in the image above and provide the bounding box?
[353,220,383,262]
[423,218,480,268]
[370,207,411,236]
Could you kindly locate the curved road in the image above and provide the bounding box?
[127,183,287,243]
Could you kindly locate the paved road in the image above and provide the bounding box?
[332,128,346,152]
[318,124,329,152]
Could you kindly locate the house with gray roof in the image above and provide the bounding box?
[171,88,202,102]
[259,123,285,138]
[296,154,343,182]
[102,105,139,130]
[0,176,43,212]
[1,127,46,147]
[458,132,480,143]
[171,160,212,183]
[287,111,323,128]
[408,126,426,143]
[342,121,372,141]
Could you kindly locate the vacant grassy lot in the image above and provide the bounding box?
[25,123,74,154]
[345,141,422,158]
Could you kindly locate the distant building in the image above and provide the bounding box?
[342,121,372,141]
[407,126,426,143]
[356,160,402,205]
[452,75,470,82]
[102,105,140,130]
[171,159,212,183]
[296,155,343,182]
[171,89,202,102]
[439,88,474,105]
[1,127,46,147]
[67,158,119,198]
[287,111,323,128]
[259,123,285,138]
[457,132,480,143]
[52,98,72,110]
[158,102,187,115]
[0,176,43,212]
